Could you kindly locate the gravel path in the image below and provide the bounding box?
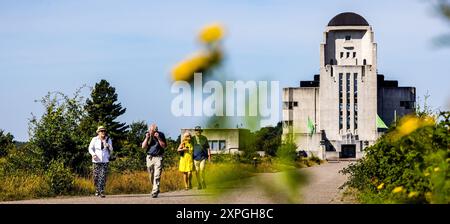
[1,161,353,204]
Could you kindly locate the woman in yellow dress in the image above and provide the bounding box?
[178,132,194,190]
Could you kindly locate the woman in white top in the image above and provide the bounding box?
[88,126,113,198]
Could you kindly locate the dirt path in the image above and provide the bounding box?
[1,161,354,204]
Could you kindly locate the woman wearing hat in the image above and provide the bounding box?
[88,126,113,198]
[178,132,194,190]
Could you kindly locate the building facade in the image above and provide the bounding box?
[181,128,252,154]
[282,12,416,160]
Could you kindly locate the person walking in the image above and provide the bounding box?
[88,126,113,198]
[192,126,211,190]
[141,123,167,198]
[178,132,194,190]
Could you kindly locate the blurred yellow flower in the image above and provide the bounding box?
[171,52,210,81]
[424,172,430,177]
[392,186,404,193]
[199,23,225,44]
[377,183,384,190]
[397,116,420,136]
[434,167,440,172]
[394,115,436,139]
[408,191,419,198]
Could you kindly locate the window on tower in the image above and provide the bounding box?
[346,52,350,58]
[354,73,358,130]
[340,52,344,58]
[346,73,351,130]
[353,52,356,58]
[345,35,351,40]
[339,73,343,130]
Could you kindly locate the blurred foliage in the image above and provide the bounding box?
[341,111,450,204]
[431,0,450,46]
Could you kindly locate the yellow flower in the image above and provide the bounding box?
[392,186,404,193]
[199,23,225,44]
[377,183,384,190]
[424,172,430,177]
[397,116,420,137]
[408,191,419,198]
[394,115,436,139]
[171,52,210,81]
[434,167,440,172]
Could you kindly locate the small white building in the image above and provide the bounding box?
[181,128,252,154]
[282,12,415,160]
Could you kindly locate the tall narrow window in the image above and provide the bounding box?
[340,52,344,58]
[354,73,358,129]
[339,73,343,130]
[353,52,356,58]
[346,73,351,130]
[346,52,350,58]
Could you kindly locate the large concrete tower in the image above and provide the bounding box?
[282,12,415,160]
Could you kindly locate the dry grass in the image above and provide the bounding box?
[0,158,324,201]
[0,173,50,201]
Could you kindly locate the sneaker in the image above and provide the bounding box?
[95,191,100,197]
[151,193,158,198]
[197,186,203,190]
[100,194,106,198]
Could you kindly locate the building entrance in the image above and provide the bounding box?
[340,144,356,158]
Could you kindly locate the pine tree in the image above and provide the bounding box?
[84,80,128,144]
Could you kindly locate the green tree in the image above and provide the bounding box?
[0,130,14,157]
[126,121,147,147]
[29,90,90,174]
[83,79,128,153]
[110,121,148,172]
[252,122,282,156]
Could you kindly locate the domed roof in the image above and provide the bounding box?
[327,12,369,26]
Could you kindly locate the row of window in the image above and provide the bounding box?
[339,72,358,130]
[340,51,357,59]
[283,101,298,110]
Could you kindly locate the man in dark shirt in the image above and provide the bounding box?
[141,123,167,198]
[192,126,211,189]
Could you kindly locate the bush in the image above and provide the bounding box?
[341,112,450,204]
[2,144,45,175]
[45,160,75,195]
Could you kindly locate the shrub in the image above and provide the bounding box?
[341,112,450,204]
[45,160,75,195]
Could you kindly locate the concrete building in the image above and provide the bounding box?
[180,128,252,154]
[282,12,416,160]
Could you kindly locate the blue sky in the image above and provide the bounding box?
[1,0,450,141]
